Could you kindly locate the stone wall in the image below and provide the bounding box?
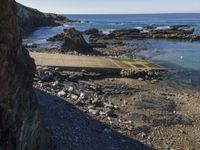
[0,0,49,149]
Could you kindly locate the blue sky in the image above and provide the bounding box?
[16,0,200,14]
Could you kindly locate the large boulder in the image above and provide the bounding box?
[62,28,93,53]
[16,2,74,33]
[0,0,50,149]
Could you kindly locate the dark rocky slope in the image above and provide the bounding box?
[0,0,50,149]
[16,2,74,33]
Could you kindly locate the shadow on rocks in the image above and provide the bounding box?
[35,89,152,150]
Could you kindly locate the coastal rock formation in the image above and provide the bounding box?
[0,0,49,149]
[16,2,74,33]
[47,33,64,42]
[89,25,200,47]
[84,28,99,35]
[62,28,93,53]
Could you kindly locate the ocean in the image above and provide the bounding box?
[23,14,200,89]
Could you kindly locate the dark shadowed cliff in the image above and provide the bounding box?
[16,2,73,33]
[0,0,50,149]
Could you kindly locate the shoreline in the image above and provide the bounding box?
[34,66,200,149]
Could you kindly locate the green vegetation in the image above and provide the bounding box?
[113,57,159,69]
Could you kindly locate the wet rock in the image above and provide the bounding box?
[151,114,192,127]
[134,95,176,112]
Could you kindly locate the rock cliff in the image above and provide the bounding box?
[0,0,50,149]
[16,2,73,33]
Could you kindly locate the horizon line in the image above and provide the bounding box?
[61,12,200,15]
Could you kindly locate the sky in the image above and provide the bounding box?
[16,0,200,14]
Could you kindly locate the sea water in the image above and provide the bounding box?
[23,14,200,89]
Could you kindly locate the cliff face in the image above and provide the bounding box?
[16,2,71,33]
[0,0,49,149]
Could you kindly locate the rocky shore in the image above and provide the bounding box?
[34,66,200,150]
[41,25,200,57]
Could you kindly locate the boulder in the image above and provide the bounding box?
[0,0,50,149]
[62,28,93,53]
[84,28,99,35]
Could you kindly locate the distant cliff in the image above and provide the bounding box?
[16,2,73,33]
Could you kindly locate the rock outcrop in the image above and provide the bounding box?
[62,28,93,53]
[0,0,49,149]
[89,25,200,47]
[16,2,74,33]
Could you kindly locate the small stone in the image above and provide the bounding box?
[75,100,85,106]
[68,86,74,93]
[71,94,79,100]
[88,105,95,109]
[57,90,66,97]
[89,109,99,116]
[138,78,144,81]
[79,92,86,100]
[151,80,157,84]
[52,81,60,88]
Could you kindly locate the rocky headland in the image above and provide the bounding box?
[16,2,78,33]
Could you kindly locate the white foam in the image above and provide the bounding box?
[101,29,115,35]
[156,26,170,30]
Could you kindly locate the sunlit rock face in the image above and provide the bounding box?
[0,0,49,149]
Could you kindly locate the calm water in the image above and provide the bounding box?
[23,14,200,89]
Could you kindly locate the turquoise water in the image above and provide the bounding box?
[23,14,200,89]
